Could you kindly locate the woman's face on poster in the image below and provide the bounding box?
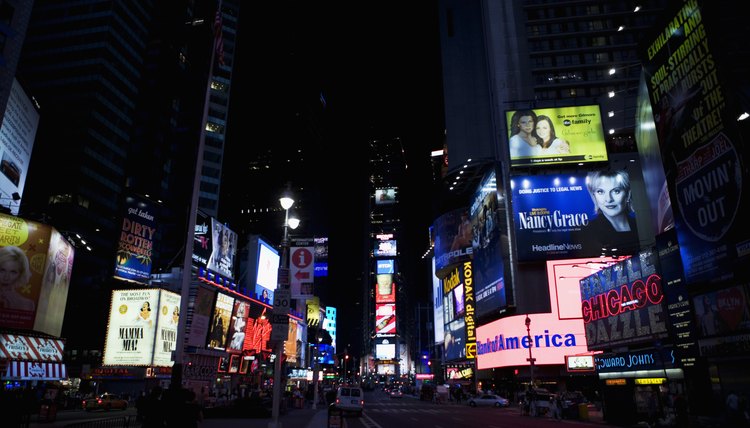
[592,176,628,218]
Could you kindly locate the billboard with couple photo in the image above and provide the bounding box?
[506,105,608,167]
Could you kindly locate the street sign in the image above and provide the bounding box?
[273,288,291,315]
[271,322,289,341]
[271,314,288,324]
[278,267,290,286]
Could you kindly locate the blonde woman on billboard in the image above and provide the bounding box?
[508,109,541,158]
[0,245,35,311]
[535,115,570,154]
[586,169,638,251]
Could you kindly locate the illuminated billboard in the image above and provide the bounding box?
[432,258,444,343]
[208,219,238,279]
[192,211,212,267]
[511,169,642,261]
[103,289,160,366]
[0,79,39,215]
[226,300,249,354]
[580,249,667,350]
[114,194,156,284]
[375,188,397,205]
[375,273,396,303]
[0,214,74,337]
[207,292,235,351]
[252,237,280,304]
[376,259,395,274]
[506,105,607,167]
[152,290,181,367]
[374,239,397,258]
[375,303,396,334]
[476,257,617,369]
[433,208,473,276]
[471,168,508,316]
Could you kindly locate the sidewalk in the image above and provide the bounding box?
[201,403,328,428]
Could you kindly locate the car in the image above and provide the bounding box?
[82,393,128,411]
[468,394,510,408]
[389,388,403,399]
[335,385,364,416]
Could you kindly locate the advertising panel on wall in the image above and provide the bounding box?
[103,289,159,366]
[114,195,156,284]
[0,214,74,336]
[207,292,235,351]
[506,105,607,167]
[375,188,397,205]
[641,0,750,285]
[375,336,396,360]
[192,211,212,267]
[375,303,396,334]
[152,290,181,367]
[580,249,668,350]
[432,258,444,343]
[433,208,473,276]
[476,257,617,370]
[511,169,642,261]
[187,286,215,347]
[0,79,39,215]
[471,168,508,316]
[208,219,238,280]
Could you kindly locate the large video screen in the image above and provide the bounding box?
[506,105,607,167]
[375,188,397,205]
[207,219,238,279]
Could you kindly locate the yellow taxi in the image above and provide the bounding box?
[82,393,129,411]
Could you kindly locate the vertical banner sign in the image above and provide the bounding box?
[656,229,698,367]
[114,195,156,284]
[641,0,750,284]
[192,211,212,267]
[207,292,234,350]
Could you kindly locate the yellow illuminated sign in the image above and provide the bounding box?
[635,378,666,385]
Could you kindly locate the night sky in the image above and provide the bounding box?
[230,2,445,353]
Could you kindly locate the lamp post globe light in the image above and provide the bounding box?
[270,194,299,428]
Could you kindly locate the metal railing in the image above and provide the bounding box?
[64,415,139,428]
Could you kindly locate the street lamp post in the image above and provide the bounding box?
[270,194,298,428]
[525,315,536,388]
[312,334,322,410]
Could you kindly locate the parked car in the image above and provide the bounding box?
[468,394,510,408]
[335,385,364,416]
[82,393,128,411]
[389,388,403,399]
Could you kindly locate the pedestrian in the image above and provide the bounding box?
[551,394,562,420]
[174,389,203,428]
[726,390,741,427]
[674,394,688,427]
[141,386,165,428]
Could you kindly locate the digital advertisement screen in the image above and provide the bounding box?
[511,169,642,261]
[375,188,397,205]
[506,105,608,167]
[374,239,397,258]
[226,300,249,354]
[376,259,395,274]
[192,211,212,267]
[376,343,396,360]
[255,238,280,303]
